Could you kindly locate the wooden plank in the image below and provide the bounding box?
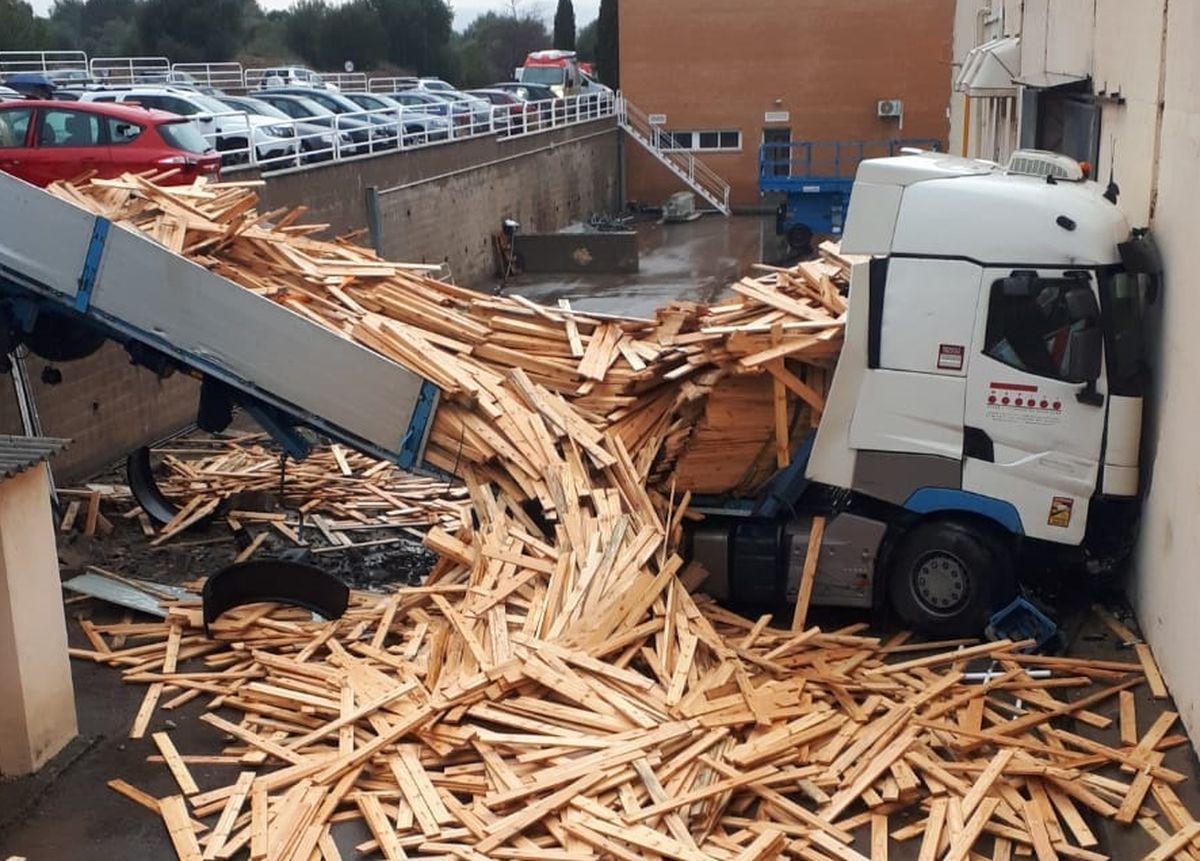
[161,795,203,861]
[791,516,825,631]
[1136,643,1169,699]
[153,732,200,796]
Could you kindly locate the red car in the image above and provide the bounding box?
[0,99,220,187]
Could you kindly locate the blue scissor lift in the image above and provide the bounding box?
[759,138,941,253]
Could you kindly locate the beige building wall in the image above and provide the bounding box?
[0,466,77,775]
[953,0,1200,747]
[1130,0,1200,747]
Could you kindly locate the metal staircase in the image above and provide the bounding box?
[615,94,732,215]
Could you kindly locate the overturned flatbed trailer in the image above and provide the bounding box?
[0,172,439,469]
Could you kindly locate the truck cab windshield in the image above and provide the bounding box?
[521,67,565,86]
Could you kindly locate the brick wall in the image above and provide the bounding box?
[620,0,956,208]
[0,343,197,483]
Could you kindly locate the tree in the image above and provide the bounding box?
[369,0,454,76]
[46,0,137,56]
[320,0,387,70]
[136,0,248,61]
[0,0,48,51]
[552,0,575,51]
[595,0,618,88]
[456,10,548,87]
[576,18,597,61]
[282,0,328,67]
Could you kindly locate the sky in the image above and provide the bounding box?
[28,0,603,30]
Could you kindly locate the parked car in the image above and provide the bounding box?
[260,87,400,149]
[341,92,451,143]
[215,94,352,163]
[467,88,527,131]
[254,66,334,91]
[0,85,21,100]
[0,99,219,187]
[412,78,455,93]
[133,70,200,88]
[78,87,299,166]
[488,81,558,103]
[425,90,493,132]
[250,92,374,155]
[487,82,561,127]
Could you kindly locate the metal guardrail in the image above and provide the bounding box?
[759,139,942,182]
[172,62,245,91]
[0,50,88,75]
[89,56,171,86]
[202,92,616,177]
[319,72,368,92]
[368,77,418,93]
[615,94,731,214]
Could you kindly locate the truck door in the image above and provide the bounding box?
[962,269,1107,545]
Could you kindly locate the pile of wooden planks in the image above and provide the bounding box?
[54,176,1198,861]
[60,433,469,552]
[48,173,851,499]
[72,585,1192,861]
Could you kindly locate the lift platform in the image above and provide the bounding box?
[759,138,940,253]
[0,172,439,470]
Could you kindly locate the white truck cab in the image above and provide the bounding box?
[692,150,1161,634]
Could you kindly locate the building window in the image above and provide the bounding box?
[661,129,741,152]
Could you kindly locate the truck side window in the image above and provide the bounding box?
[983,275,1096,381]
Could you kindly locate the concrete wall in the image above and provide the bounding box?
[370,121,620,286]
[620,0,956,209]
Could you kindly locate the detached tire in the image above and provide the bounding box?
[887,519,1016,636]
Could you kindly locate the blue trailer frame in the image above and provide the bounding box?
[759,139,941,250]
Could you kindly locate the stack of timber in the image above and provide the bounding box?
[54,176,1196,860]
[48,173,851,498]
[60,433,470,550]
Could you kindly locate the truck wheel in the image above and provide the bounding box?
[787,224,814,255]
[27,313,106,362]
[887,520,1015,636]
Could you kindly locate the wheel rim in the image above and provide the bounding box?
[910,550,971,617]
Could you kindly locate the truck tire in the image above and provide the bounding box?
[887,519,1015,636]
[787,224,814,255]
[27,313,106,362]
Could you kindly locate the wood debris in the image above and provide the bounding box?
[53,176,1196,860]
[60,433,470,550]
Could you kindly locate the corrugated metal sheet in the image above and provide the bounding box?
[0,434,68,479]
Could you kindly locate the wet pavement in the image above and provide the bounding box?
[502,213,784,317]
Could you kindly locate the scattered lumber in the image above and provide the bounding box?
[49,172,849,500]
[60,432,470,550]
[54,175,1194,861]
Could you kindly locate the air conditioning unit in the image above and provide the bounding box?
[877,99,903,118]
[1006,149,1085,181]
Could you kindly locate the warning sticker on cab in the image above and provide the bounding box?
[984,382,1064,427]
[937,344,965,371]
[1048,496,1074,528]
